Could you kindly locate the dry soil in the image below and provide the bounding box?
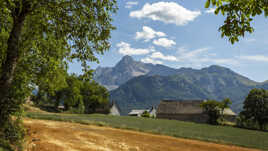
[23,119,259,151]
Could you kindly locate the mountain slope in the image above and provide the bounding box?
[93,55,178,90]
[110,75,214,115]
[110,65,259,115]
[94,55,265,115]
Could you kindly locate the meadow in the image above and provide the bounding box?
[25,112,268,150]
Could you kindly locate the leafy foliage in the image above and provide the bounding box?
[201,99,232,125]
[141,111,150,118]
[219,98,232,116]
[35,74,110,114]
[201,100,221,125]
[0,0,117,149]
[205,0,268,44]
[239,88,268,130]
[81,80,110,114]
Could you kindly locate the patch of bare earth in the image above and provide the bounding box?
[23,119,259,151]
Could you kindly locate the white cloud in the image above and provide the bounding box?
[125,1,138,9]
[117,42,151,56]
[177,47,210,60]
[176,47,239,67]
[205,8,216,14]
[238,55,268,62]
[135,26,166,42]
[130,2,201,26]
[153,38,176,48]
[151,52,177,61]
[141,47,240,67]
[141,57,163,64]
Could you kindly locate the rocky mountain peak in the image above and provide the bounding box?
[115,55,135,67]
[202,65,232,74]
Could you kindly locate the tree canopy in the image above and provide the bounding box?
[35,74,110,114]
[0,0,117,149]
[240,88,268,130]
[201,98,232,125]
[205,0,268,44]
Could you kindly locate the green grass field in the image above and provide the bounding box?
[25,112,268,150]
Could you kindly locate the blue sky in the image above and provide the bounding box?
[69,0,268,82]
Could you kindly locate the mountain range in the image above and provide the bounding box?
[93,55,179,90]
[94,55,267,115]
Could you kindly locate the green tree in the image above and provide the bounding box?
[201,98,232,125]
[62,75,83,111]
[0,0,117,148]
[37,74,110,114]
[205,0,268,44]
[201,100,221,125]
[240,88,268,131]
[81,80,110,114]
[219,98,232,116]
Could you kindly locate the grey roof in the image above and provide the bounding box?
[128,110,147,115]
[157,100,205,114]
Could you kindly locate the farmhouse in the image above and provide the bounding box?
[156,100,236,123]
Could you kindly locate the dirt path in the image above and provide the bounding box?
[23,119,259,151]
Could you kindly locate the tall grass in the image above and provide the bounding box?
[25,112,268,150]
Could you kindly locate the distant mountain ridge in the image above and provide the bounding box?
[94,56,267,115]
[93,55,178,90]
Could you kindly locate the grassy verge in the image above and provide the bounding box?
[0,148,9,151]
[25,112,268,150]
[0,139,12,151]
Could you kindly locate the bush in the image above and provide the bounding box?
[0,139,13,151]
[236,114,260,130]
[0,118,25,151]
[141,111,150,118]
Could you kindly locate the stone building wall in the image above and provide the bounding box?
[156,113,209,123]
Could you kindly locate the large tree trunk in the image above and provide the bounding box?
[0,15,26,118]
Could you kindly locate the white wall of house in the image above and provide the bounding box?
[149,108,156,117]
[110,104,120,116]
